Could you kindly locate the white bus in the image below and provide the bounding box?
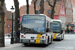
[20,14,53,46]
[50,19,64,40]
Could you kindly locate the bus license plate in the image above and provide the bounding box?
[30,40,34,42]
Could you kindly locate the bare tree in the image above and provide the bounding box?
[34,0,37,14]
[26,0,29,14]
[40,0,44,14]
[13,0,20,43]
[47,0,57,19]
[0,0,5,47]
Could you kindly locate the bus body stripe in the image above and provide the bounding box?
[35,34,41,44]
[53,33,57,39]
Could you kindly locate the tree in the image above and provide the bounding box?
[40,0,44,14]
[26,0,29,14]
[47,0,57,19]
[13,0,20,43]
[0,0,5,47]
[34,0,37,14]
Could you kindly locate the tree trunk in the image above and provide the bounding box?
[50,0,56,19]
[40,0,44,14]
[26,0,29,14]
[34,0,37,14]
[14,0,20,43]
[0,0,5,47]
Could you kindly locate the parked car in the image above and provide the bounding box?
[7,31,16,42]
[7,31,15,38]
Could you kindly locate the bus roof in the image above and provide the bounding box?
[51,19,62,23]
[22,14,51,22]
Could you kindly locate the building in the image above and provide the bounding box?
[4,4,15,34]
[4,11,15,34]
[20,0,66,23]
[64,0,73,24]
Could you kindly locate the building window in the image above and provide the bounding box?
[48,10,51,14]
[68,3,71,8]
[36,10,40,14]
[60,10,64,15]
[8,25,10,28]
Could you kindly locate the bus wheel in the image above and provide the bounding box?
[59,36,62,41]
[50,36,53,44]
[45,37,49,46]
[62,34,64,40]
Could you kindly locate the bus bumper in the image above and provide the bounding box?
[53,35,61,40]
[20,39,46,44]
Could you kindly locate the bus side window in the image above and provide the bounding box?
[46,21,50,32]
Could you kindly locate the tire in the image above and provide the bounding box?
[45,37,49,46]
[50,36,53,44]
[59,35,62,41]
[62,34,64,40]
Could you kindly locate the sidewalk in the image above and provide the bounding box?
[0,36,22,49]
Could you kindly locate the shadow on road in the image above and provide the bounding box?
[22,44,49,48]
[53,39,61,41]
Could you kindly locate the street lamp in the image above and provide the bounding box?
[10,6,14,44]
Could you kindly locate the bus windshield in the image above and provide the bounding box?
[21,15,45,34]
[50,21,61,33]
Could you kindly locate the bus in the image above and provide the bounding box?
[50,19,65,40]
[20,14,54,46]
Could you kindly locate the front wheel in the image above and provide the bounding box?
[50,36,53,44]
[62,34,64,40]
[59,35,62,41]
[45,37,49,46]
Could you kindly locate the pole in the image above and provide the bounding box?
[11,13,14,44]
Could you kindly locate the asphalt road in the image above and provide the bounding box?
[0,34,75,50]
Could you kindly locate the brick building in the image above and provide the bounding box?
[20,0,66,23]
[4,11,15,34]
[64,0,73,24]
[4,4,15,34]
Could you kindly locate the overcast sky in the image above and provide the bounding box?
[5,0,32,11]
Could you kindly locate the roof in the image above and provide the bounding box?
[51,19,62,22]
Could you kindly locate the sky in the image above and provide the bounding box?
[5,0,32,11]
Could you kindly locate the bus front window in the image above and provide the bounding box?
[51,21,61,33]
[21,15,45,34]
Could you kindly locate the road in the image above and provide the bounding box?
[0,34,75,50]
